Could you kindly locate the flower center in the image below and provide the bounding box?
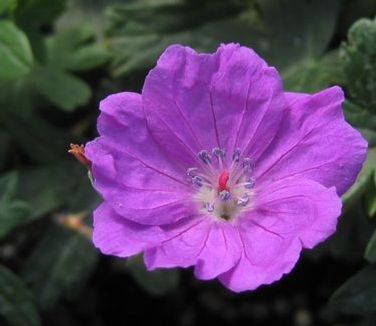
[187,148,255,221]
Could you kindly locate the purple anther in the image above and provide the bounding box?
[232,148,241,162]
[198,150,211,164]
[237,194,250,207]
[192,175,203,187]
[219,190,231,200]
[244,178,255,189]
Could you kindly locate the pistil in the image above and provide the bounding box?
[188,148,255,220]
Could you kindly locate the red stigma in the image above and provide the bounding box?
[218,170,230,192]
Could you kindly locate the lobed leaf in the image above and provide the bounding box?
[16,160,98,221]
[21,224,98,309]
[0,265,41,326]
[46,25,111,72]
[0,172,30,239]
[0,20,33,80]
[329,264,376,315]
[30,65,91,111]
[341,17,376,113]
[126,255,180,296]
[365,229,376,262]
[0,0,17,13]
[258,0,340,69]
[3,113,73,165]
[342,147,376,207]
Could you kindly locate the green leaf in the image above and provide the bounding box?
[108,5,262,76]
[126,255,180,296]
[329,264,376,315]
[107,0,340,76]
[365,229,376,262]
[15,0,66,26]
[0,0,17,13]
[365,167,376,219]
[366,188,376,218]
[0,129,10,171]
[55,0,122,39]
[0,78,33,117]
[3,113,74,164]
[0,265,41,326]
[0,172,30,239]
[341,17,376,113]
[0,171,18,202]
[358,128,376,147]
[46,25,111,72]
[16,161,95,221]
[0,20,33,80]
[343,100,376,130]
[21,224,98,309]
[282,51,344,93]
[30,65,91,111]
[342,147,376,207]
[257,0,340,69]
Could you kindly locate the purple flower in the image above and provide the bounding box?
[85,44,367,292]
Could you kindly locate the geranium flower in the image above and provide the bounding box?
[85,44,367,292]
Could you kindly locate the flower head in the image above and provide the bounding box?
[85,44,367,292]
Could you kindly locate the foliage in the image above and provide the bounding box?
[1,0,376,325]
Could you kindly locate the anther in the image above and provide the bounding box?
[244,178,255,189]
[242,157,252,172]
[219,190,231,201]
[198,150,211,164]
[192,176,203,187]
[187,167,198,177]
[232,148,241,162]
[237,194,250,206]
[212,147,225,159]
[205,202,215,213]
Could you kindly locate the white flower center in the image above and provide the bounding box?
[187,148,255,221]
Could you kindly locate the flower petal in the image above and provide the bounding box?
[219,239,301,293]
[93,202,164,257]
[93,202,201,257]
[255,86,367,195]
[144,218,242,279]
[219,177,342,292]
[142,43,285,161]
[85,92,192,225]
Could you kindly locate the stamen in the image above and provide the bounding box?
[244,178,255,189]
[237,194,250,206]
[242,157,253,172]
[191,147,255,219]
[205,201,215,213]
[219,190,231,200]
[192,176,203,187]
[212,147,226,168]
[232,148,241,162]
[187,167,198,177]
[212,147,225,159]
[198,150,211,164]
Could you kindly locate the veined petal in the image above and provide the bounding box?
[142,43,285,161]
[219,177,341,292]
[93,202,200,257]
[144,218,242,279]
[219,239,301,292]
[255,86,367,195]
[194,221,242,280]
[85,92,192,225]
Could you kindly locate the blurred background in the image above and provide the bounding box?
[1,0,376,325]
